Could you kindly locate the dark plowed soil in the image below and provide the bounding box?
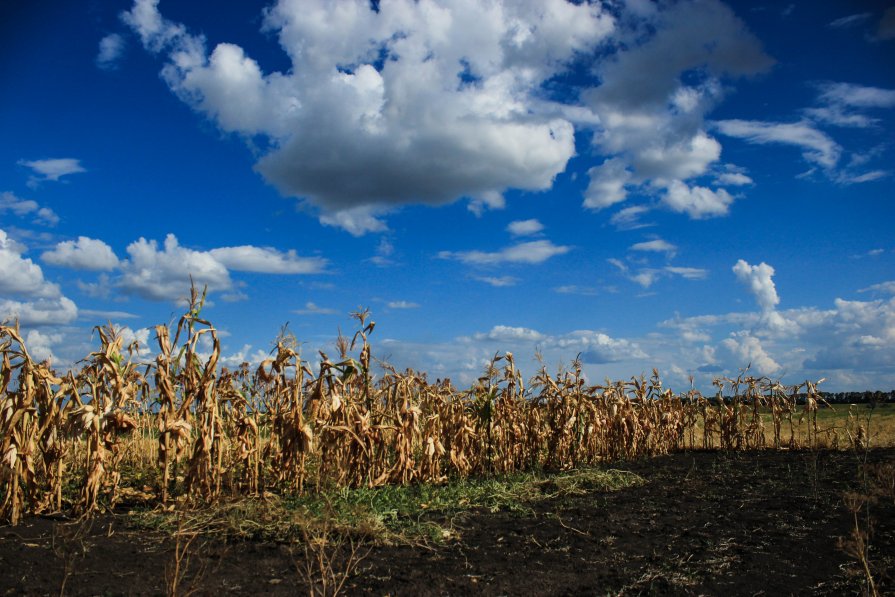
[2,449,893,596]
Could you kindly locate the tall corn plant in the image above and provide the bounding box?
[0,325,47,524]
[177,285,223,502]
[154,284,220,503]
[69,325,141,515]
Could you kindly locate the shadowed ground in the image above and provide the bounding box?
[1,448,892,596]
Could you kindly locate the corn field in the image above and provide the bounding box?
[0,288,857,525]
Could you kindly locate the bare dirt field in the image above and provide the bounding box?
[2,448,893,596]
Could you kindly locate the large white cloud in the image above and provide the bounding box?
[117,233,327,301]
[42,237,120,271]
[119,234,233,301]
[124,0,614,233]
[122,0,786,230]
[732,259,779,313]
[580,0,772,216]
[0,297,78,327]
[0,229,60,298]
[0,229,79,326]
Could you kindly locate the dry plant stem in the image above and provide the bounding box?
[295,503,371,597]
[841,493,879,597]
[52,518,94,597]
[167,513,203,597]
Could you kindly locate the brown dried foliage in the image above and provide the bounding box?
[0,289,849,524]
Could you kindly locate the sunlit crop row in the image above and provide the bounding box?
[0,287,856,525]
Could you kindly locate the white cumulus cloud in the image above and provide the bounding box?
[111,233,326,301]
[0,230,78,326]
[473,325,545,343]
[0,294,78,327]
[721,332,780,375]
[23,329,63,362]
[124,0,614,233]
[581,0,771,216]
[42,237,120,271]
[0,229,61,299]
[119,234,233,301]
[732,259,779,313]
[662,180,734,219]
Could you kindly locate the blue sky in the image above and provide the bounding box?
[1,0,893,391]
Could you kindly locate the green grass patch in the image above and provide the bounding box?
[128,467,644,545]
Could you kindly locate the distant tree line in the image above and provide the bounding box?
[816,390,895,405]
[704,391,895,406]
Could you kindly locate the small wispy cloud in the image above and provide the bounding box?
[0,192,60,227]
[878,7,895,40]
[608,258,707,288]
[609,205,653,231]
[369,237,396,267]
[553,285,600,296]
[827,13,871,29]
[714,119,841,168]
[665,266,708,280]
[387,300,419,310]
[806,82,895,130]
[96,33,126,70]
[474,276,518,287]
[630,238,677,258]
[293,301,338,315]
[19,158,86,186]
[79,308,140,320]
[837,170,889,184]
[506,219,544,237]
[438,240,570,266]
[715,172,753,186]
[858,280,895,295]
